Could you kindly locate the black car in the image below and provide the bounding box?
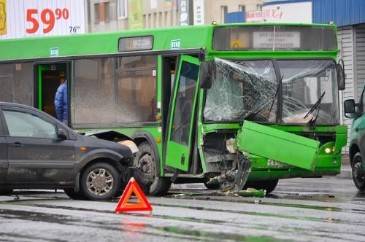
[0,102,136,200]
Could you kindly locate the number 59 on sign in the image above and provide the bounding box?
[26,8,69,34]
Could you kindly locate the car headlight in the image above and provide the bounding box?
[226,138,237,154]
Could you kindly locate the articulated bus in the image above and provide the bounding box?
[0,23,347,195]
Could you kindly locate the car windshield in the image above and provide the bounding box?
[203,58,339,125]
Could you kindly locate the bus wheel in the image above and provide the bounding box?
[204,181,220,189]
[135,141,171,196]
[245,179,279,194]
[352,152,365,191]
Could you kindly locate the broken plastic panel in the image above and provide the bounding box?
[237,121,320,171]
[204,58,278,122]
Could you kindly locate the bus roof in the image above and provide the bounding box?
[0,23,338,62]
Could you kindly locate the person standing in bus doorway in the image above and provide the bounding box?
[54,73,68,124]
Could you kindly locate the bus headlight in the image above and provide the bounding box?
[324,147,332,154]
[226,138,237,154]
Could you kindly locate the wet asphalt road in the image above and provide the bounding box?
[0,176,365,242]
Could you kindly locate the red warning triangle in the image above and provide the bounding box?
[115,177,152,213]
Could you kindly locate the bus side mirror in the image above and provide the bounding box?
[344,99,357,118]
[200,61,214,89]
[337,59,345,90]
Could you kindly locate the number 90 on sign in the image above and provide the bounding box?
[26,8,70,34]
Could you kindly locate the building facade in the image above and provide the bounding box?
[87,0,263,32]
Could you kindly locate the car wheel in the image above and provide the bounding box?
[135,142,171,196]
[245,179,279,194]
[80,162,121,200]
[63,188,85,200]
[352,152,365,191]
[0,188,12,195]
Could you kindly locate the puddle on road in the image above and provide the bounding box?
[119,217,285,242]
[0,208,76,225]
[159,226,286,242]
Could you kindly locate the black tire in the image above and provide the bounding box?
[63,188,85,200]
[0,188,12,195]
[135,141,171,196]
[203,181,220,189]
[204,178,221,190]
[80,162,121,200]
[351,152,365,191]
[245,179,279,194]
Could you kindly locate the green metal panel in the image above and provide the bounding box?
[0,23,338,62]
[237,121,320,171]
[165,55,200,171]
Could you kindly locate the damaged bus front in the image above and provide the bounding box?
[199,25,347,192]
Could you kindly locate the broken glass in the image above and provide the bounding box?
[280,60,339,124]
[203,58,339,125]
[204,58,278,122]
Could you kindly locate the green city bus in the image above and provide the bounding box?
[0,23,347,195]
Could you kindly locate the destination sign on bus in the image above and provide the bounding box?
[253,31,300,49]
[213,26,337,51]
[119,36,153,52]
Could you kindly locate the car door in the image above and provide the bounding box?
[0,108,8,184]
[165,55,200,171]
[3,107,75,186]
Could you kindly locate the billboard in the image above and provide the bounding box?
[246,1,312,23]
[0,0,6,35]
[0,0,85,39]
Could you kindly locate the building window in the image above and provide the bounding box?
[256,4,263,11]
[117,0,127,19]
[239,5,245,12]
[221,5,228,23]
[94,2,111,24]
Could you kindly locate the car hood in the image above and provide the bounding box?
[76,134,133,158]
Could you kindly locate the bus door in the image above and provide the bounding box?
[165,55,200,171]
[35,62,70,118]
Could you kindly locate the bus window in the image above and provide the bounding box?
[116,55,157,123]
[0,63,33,106]
[71,55,157,127]
[72,58,115,126]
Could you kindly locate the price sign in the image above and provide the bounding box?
[26,8,70,34]
[0,0,85,39]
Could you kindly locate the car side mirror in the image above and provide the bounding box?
[200,61,214,89]
[344,99,357,118]
[337,59,345,90]
[57,128,68,140]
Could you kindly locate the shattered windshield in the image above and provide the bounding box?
[204,59,278,122]
[280,60,339,124]
[203,58,339,125]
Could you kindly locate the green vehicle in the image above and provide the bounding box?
[344,86,365,191]
[0,23,347,195]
